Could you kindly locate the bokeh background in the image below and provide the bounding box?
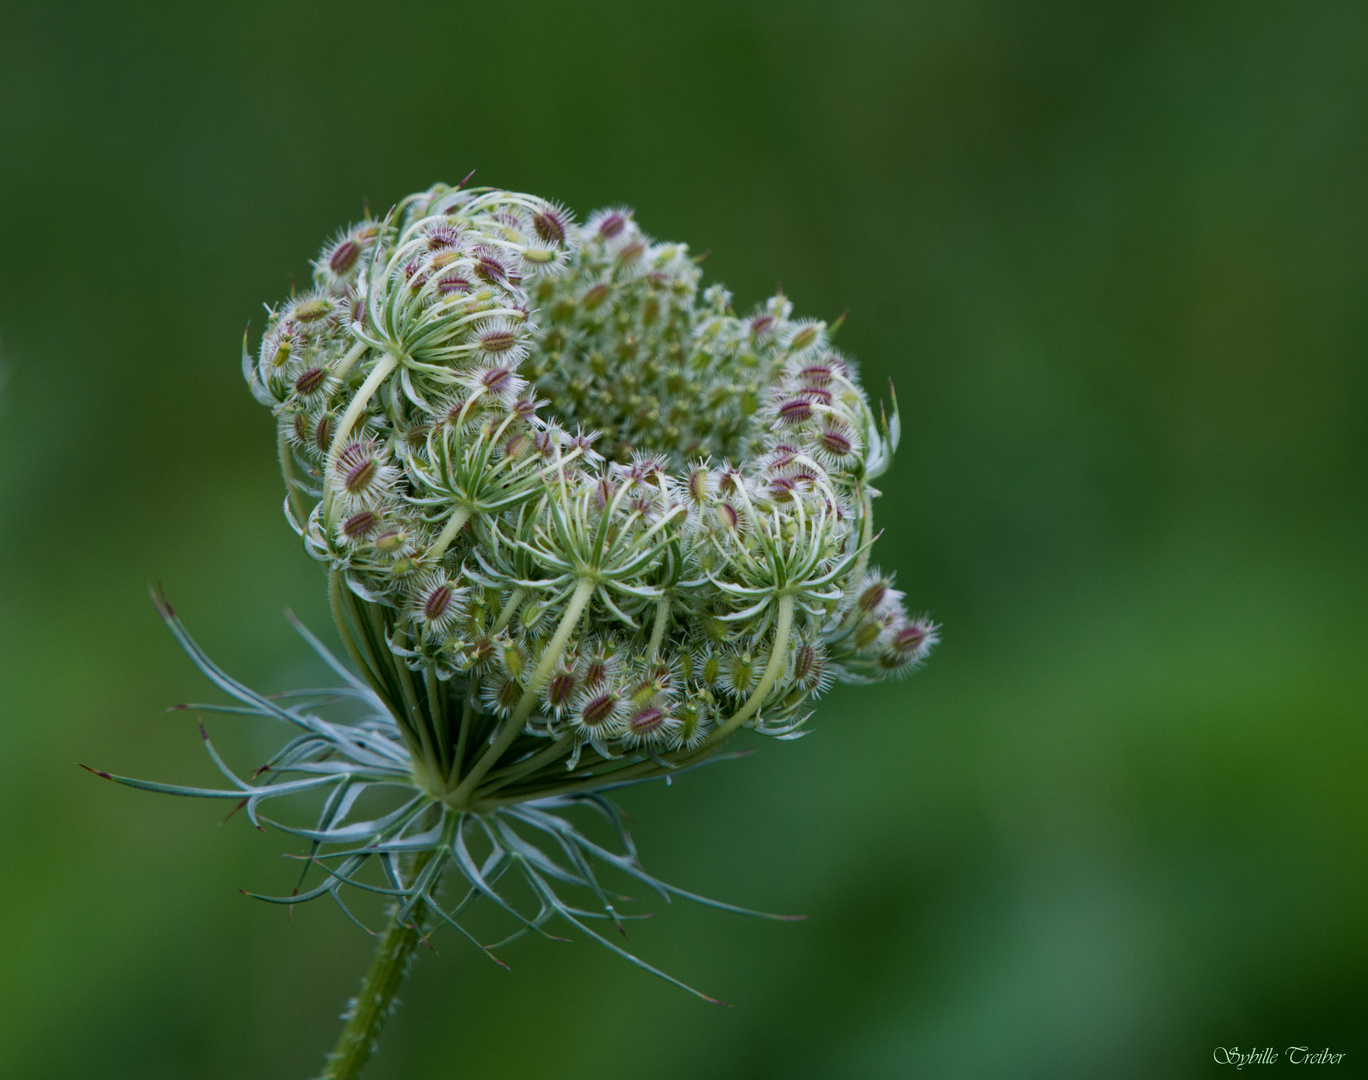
[2,2,1366,1077]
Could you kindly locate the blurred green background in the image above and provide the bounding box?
[2,2,1366,1077]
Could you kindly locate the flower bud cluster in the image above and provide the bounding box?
[246,182,935,764]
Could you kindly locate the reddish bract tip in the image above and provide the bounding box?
[221,797,248,824]
[152,582,175,619]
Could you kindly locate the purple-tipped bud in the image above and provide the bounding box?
[466,635,496,669]
[580,691,620,728]
[533,205,570,245]
[473,246,511,285]
[409,571,465,639]
[484,677,524,716]
[443,397,473,427]
[628,707,666,735]
[313,414,334,454]
[788,324,819,351]
[717,467,745,496]
[791,642,830,694]
[685,466,712,504]
[482,365,517,396]
[616,238,646,266]
[596,212,627,239]
[766,445,799,472]
[546,671,578,710]
[777,398,814,425]
[334,440,394,505]
[426,224,461,250]
[581,283,610,310]
[329,240,360,274]
[424,584,455,622]
[856,578,890,613]
[879,618,939,672]
[817,422,855,460]
[565,428,601,460]
[373,528,406,553]
[479,327,518,354]
[893,624,925,652]
[582,655,611,688]
[294,367,327,396]
[339,448,377,494]
[342,509,379,540]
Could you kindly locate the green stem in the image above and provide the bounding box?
[323,351,400,525]
[332,339,370,383]
[840,484,876,624]
[318,885,429,1079]
[428,504,473,562]
[474,733,575,797]
[329,572,385,699]
[451,692,475,786]
[704,592,793,747]
[423,665,448,773]
[646,593,670,661]
[277,427,309,534]
[491,587,526,633]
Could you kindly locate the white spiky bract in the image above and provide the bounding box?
[105,181,936,1012]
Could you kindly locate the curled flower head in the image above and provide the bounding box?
[243,177,933,799]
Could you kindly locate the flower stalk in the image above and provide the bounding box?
[320,872,430,1080]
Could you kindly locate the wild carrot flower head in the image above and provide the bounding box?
[247,181,934,773]
[99,180,937,1018]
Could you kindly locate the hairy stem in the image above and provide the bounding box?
[317,867,431,1080]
